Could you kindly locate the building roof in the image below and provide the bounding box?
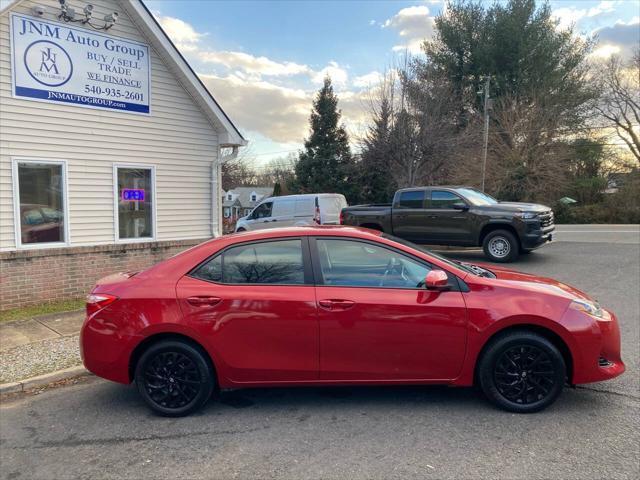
[1,0,247,147]
[227,187,274,208]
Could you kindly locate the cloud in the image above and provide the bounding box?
[552,1,620,30]
[199,51,309,77]
[150,12,373,147]
[353,71,384,88]
[593,17,640,58]
[310,61,349,88]
[155,14,205,52]
[383,5,435,54]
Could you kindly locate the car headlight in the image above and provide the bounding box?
[569,299,607,319]
[515,211,538,219]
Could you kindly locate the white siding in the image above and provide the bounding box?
[0,0,220,250]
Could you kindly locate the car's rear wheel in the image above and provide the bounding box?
[478,331,566,413]
[135,340,214,417]
[483,229,519,262]
[236,227,246,232]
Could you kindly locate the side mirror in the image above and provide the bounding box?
[452,202,469,211]
[425,270,450,291]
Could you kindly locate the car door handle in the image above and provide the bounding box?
[187,296,222,307]
[318,299,355,311]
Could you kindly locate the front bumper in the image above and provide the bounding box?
[521,223,555,250]
[567,308,625,385]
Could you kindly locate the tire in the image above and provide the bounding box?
[483,229,519,262]
[236,227,246,232]
[478,331,566,413]
[135,340,215,417]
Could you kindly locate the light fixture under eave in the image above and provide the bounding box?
[56,2,118,31]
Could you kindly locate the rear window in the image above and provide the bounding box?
[397,190,425,209]
[192,239,305,285]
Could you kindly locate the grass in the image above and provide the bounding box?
[0,299,85,324]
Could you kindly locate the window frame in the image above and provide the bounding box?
[188,237,315,286]
[395,189,427,209]
[11,157,71,250]
[113,163,157,243]
[308,236,463,291]
[427,190,467,210]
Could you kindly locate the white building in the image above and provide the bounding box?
[222,187,274,219]
[0,0,246,309]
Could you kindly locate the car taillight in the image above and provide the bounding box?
[339,210,344,225]
[86,293,118,317]
[314,205,321,224]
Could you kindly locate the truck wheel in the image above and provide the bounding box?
[483,230,519,263]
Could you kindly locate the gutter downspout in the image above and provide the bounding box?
[213,145,239,237]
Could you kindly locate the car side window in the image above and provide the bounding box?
[252,202,273,219]
[430,191,463,209]
[316,239,431,289]
[193,239,304,285]
[397,190,425,209]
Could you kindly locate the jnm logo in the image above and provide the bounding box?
[39,47,59,74]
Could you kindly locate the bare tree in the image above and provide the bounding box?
[595,51,640,163]
[457,94,573,201]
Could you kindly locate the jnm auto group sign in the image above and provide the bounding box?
[10,13,150,114]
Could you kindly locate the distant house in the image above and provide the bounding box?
[222,187,274,219]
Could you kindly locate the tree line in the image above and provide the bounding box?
[224,0,639,223]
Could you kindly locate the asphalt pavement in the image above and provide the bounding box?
[1,225,639,480]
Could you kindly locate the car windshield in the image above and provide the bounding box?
[456,188,498,206]
[381,233,477,275]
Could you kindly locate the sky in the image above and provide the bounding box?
[2,0,638,161]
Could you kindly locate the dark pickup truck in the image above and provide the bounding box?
[341,186,554,262]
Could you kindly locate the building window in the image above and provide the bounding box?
[13,159,68,247]
[251,193,257,202]
[227,194,233,201]
[223,207,230,218]
[115,166,154,240]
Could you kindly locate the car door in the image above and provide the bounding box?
[311,237,467,381]
[390,189,430,241]
[270,198,296,227]
[247,201,274,230]
[176,238,319,382]
[423,190,474,244]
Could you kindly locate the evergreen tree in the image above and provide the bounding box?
[359,97,397,202]
[294,77,357,201]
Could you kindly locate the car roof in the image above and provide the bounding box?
[224,225,381,240]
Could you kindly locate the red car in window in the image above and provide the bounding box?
[80,226,624,416]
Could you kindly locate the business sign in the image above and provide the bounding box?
[10,13,150,114]
[121,189,145,201]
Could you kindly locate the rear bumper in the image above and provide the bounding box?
[80,313,140,384]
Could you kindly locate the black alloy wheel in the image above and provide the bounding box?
[479,331,566,413]
[135,340,214,416]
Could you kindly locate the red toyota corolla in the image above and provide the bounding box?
[80,226,624,416]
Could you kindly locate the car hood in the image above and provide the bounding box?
[494,202,550,213]
[474,263,594,301]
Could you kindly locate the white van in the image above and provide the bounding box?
[234,194,348,232]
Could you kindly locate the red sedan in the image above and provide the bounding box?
[80,226,624,416]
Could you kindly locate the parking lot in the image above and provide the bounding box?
[1,225,638,480]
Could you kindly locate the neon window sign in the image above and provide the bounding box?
[121,189,145,201]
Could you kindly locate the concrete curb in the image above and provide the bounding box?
[0,365,92,395]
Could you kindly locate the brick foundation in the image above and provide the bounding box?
[0,239,209,311]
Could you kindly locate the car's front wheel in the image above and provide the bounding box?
[483,229,519,262]
[135,340,215,417]
[478,331,566,413]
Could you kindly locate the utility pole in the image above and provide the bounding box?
[481,76,491,192]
